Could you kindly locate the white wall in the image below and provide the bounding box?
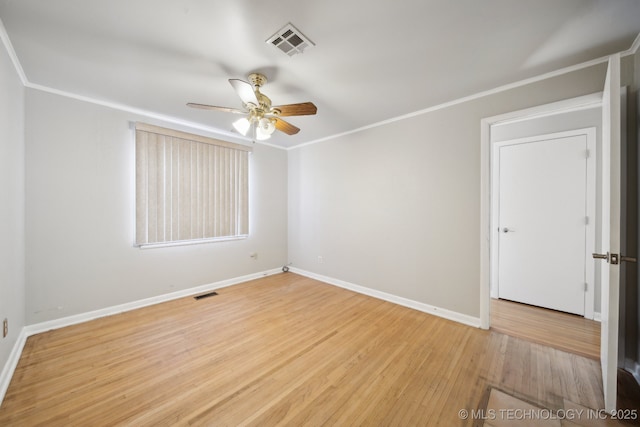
[0,37,25,376]
[288,63,609,319]
[24,90,288,324]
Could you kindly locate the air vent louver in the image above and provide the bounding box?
[266,23,314,57]
[194,291,218,300]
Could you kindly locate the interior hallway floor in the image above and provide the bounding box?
[490,298,601,360]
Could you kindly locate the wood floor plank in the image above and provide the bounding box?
[0,273,608,426]
[490,298,600,360]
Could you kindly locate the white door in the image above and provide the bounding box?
[497,132,590,315]
[598,53,621,413]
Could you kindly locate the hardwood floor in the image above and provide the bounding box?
[490,298,601,360]
[0,273,615,426]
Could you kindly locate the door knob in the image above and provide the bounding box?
[502,227,514,233]
[592,252,637,264]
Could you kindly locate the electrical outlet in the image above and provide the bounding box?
[2,318,7,338]
[317,256,324,264]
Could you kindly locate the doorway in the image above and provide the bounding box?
[491,128,596,317]
[481,54,626,412]
[480,93,603,330]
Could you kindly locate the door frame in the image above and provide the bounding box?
[480,92,603,329]
[490,128,597,318]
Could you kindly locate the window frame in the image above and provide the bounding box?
[134,122,252,248]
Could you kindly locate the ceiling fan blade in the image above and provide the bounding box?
[229,79,259,106]
[187,103,245,114]
[272,102,317,117]
[274,118,300,135]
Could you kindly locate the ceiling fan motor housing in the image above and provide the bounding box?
[248,73,267,88]
[247,73,274,115]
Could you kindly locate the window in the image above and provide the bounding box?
[135,123,251,247]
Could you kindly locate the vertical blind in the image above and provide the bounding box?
[135,123,251,246]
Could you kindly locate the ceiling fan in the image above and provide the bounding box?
[187,73,317,141]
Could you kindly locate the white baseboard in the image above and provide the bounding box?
[0,267,283,406]
[25,268,282,336]
[0,327,28,405]
[290,268,481,328]
[2,266,480,406]
[594,312,602,322]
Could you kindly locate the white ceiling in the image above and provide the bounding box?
[1,0,639,148]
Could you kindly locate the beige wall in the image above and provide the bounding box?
[288,63,609,319]
[24,90,288,324]
[0,38,25,375]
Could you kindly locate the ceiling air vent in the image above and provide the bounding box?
[266,23,314,57]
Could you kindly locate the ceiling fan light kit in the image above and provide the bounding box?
[232,117,251,136]
[188,72,317,142]
[231,113,274,141]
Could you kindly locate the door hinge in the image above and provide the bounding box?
[584,283,588,292]
[585,216,589,225]
[585,149,591,159]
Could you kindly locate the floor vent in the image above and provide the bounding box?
[194,291,219,300]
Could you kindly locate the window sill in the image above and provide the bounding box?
[136,235,248,249]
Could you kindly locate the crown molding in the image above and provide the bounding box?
[0,16,27,85]
[26,81,258,144]
[290,54,612,150]
[291,30,640,151]
[626,32,640,55]
[26,80,287,150]
[3,17,638,152]
[0,19,282,150]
